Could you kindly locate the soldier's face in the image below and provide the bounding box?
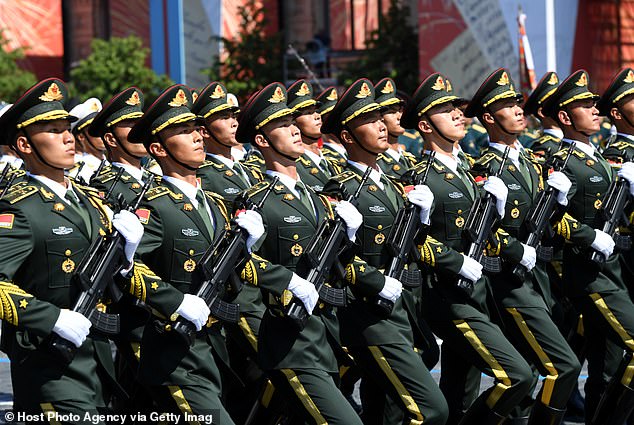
[616,94,634,126]
[427,103,465,141]
[294,106,322,140]
[112,121,147,157]
[158,121,206,166]
[381,104,405,137]
[22,119,75,169]
[203,110,239,147]
[567,100,600,133]
[489,98,526,133]
[347,110,389,153]
[261,115,304,158]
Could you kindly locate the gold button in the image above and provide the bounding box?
[64,249,71,256]
[189,249,195,255]
[596,193,601,197]
[293,234,299,240]
[514,200,519,205]
[457,210,462,214]
[378,224,383,230]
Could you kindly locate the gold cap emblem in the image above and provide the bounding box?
[497,72,510,86]
[192,91,198,102]
[326,89,338,101]
[296,82,311,96]
[547,73,559,85]
[211,84,226,99]
[269,86,285,103]
[126,91,141,106]
[446,79,453,92]
[168,89,188,107]
[432,76,446,91]
[355,82,372,99]
[624,70,634,83]
[575,73,588,87]
[381,80,395,94]
[39,82,63,102]
[227,95,236,107]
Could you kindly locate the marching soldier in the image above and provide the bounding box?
[237,82,383,425]
[542,69,634,425]
[468,68,581,425]
[524,72,563,159]
[193,82,261,204]
[317,86,348,167]
[68,98,106,184]
[375,78,418,178]
[401,73,536,425]
[0,78,143,422]
[321,78,449,425]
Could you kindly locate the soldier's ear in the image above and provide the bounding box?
[536,106,546,120]
[557,110,572,126]
[148,141,167,158]
[102,132,118,149]
[14,133,31,155]
[339,129,354,145]
[417,118,433,134]
[481,111,495,126]
[253,133,268,149]
[610,107,622,122]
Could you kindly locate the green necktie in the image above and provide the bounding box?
[518,152,533,190]
[455,166,475,199]
[380,174,400,210]
[294,181,315,216]
[595,152,613,181]
[65,190,92,237]
[195,190,215,239]
[233,162,251,185]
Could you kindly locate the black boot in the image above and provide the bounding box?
[458,400,507,425]
[590,380,634,425]
[506,417,528,425]
[564,386,585,423]
[527,402,566,425]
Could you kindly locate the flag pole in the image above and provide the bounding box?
[546,0,557,71]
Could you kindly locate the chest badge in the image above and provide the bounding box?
[181,228,200,237]
[594,199,603,209]
[507,183,521,191]
[369,205,386,213]
[589,175,603,183]
[224,187,240,195]
[183,258,196,272]
[291,243,303,256]
[511,207,521,218]
[374,232,386,244]
[448,191,464,199]
[455,216,465,228]
[62,258,75,274]
[52,226,73,235]
[284,215,302,223]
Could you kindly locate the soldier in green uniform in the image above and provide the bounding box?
[0,78,144,421]
[524,72,563,159]
[68,98,106,184]
[125,84,276,424]
[237,82,384,425]
[322,78,449,425]
[288,79,338,191]
[375,78,418,179]
[402,72,536,425]
[468,68,581,425]
[318,86,348,168]
[193,82,261,205]
[542,69,634,425]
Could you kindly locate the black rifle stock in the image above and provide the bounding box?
[172,178,278,345]
[0,167,17,199]
[373,152,436,316]
[284,168,372,330]
[512,144,574,280]
[590,157,633,265]
[49,175,155,365]
[456,147,509,295]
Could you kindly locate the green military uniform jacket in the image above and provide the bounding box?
[296,153,337,192]
[377,149,418,179]
[89,163,149,206]
[242,148,267,174]
[0,178,117,406]
[197,154,262,203]
[528,132,562,159]
[245,174,384,371]
[321,143,348,168]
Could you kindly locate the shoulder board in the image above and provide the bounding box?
[401,130,418,140]
[471,124,487,134]
[95,169,118,183]
[329,170,358,184]
[200,159,224,170]
[377,153,393,163]
[204,190,226,203]
[245,180,271,198]
[554,148,585,160]
[74,184,100,195]
[3,184,38,204]
[474,152,499,167]
[535,134,559,144]
[297,155,312,166]
[145,186,172,200]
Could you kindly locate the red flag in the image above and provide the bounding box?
[518,7,536,99]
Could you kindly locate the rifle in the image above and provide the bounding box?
[49,175,155,365]
[104,167,126,200]
[373,152,435,316]
[284,168,372,330]
[589,156,633,265]
[90,160,107,182]
[456,147,509,296]
[0,172,17,199]
[0,164,11,186]
[72,162,87,185]
[512,144,574,280]
[172,177,279,345]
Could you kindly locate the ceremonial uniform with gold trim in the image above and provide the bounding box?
[197,155,261,203]
[376,149,418,179]
[527,131,563,159]
[296,153,337,192]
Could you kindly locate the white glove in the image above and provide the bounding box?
[175,294,210,331]
[591,229,615,259]
[53,309,92,348]
[520,243,537,271]
[483,176,508,217]
[378,276,403,302]
[288,273,319,314]
[458,255,483,282]
[335,200,363,242]
[407,184,434,224]
[235,210,265,252]
[618,162,634,197]
[547,171,572,206]
[112,210,144,263]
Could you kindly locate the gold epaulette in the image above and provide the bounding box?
[145,186,172,201]
[555,147,584,160]
[534,134,559,145]
[297,155,312,166]
[474,152,499,167]
[199,159,224,170]
[608,140,634,151]
[245,180,271,198]
[94,169,118,183]
[3,184,38,204]
[74,184,101,195]
[330,170,358,184]
[377,152,393,163]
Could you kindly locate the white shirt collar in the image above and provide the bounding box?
[543,128,564,139]
[616,132,634,142]
[323,142,347,157]
[385,147,402,162]
[431,151,459,174]
[265,170,304,198]
[162,175,202,208]
[303,149,324,170]
[347,160,385,189]
[563,138,597,159]
[208,153,234,169]
[489,142,521,167]
[111,162,143,183]
[231,146,246,162]
[28,173,76,204]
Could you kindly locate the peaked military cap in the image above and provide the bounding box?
[69,98,102,134]
[402,73,462,128]
[464,68,523,118]
[128,84,201,145]
[316,86,338,116]
[0,78,76,145]
[236,82,295,143]
[88,87,144,137]
[321,78,381,134]
[375,77,404,108]
[542,70,599,118]
[597,68,634,115]
[287,79,318,111]
[523,71,559,116]
[191,82,239,119]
